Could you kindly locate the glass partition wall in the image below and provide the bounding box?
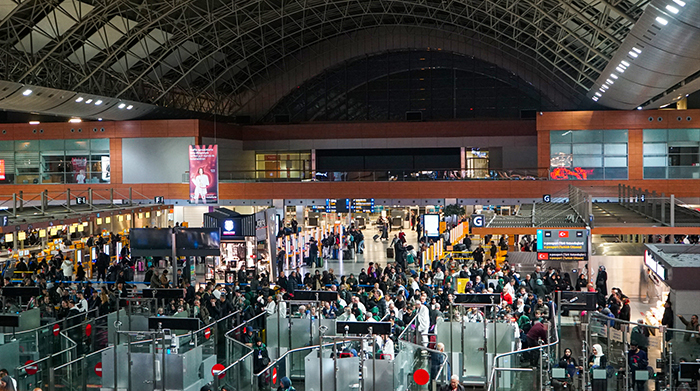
[0,139,110,184]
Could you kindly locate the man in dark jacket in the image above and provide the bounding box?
[96,251,110,282]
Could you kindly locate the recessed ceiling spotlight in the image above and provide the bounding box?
[22,89,33,96]
[673,0,685,6]
[629,51,639,58]
[610,74,618,79]
[606,79,614,85]
[85,99,93,104]
[118,103,126,109]
[601,84,609,90]
[655,17,668,25]
[637,107,643,110]
[98,118,103,121]
[126,105,133,110]
[75,97,83,102]
[632,47,642,54]
[95,100,102,105]
[616,67,625,73]
[29,121,40,125]
[68,118,82,123]
[666,5,679,13]
[621,61,630,67]
[595,92,602,97]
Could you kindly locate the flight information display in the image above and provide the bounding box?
[326,198,350,213]
[351,198,375,213]
[536,229,588,261]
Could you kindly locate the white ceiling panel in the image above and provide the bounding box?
[14,0,94,54]
[0,0,21,22]
[147,40,200,81]
[110,28,172,74]
[68,16,138,64]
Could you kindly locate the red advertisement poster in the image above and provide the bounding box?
[0,159,5,180]
[189,145,219,204]
[71,157,88,184]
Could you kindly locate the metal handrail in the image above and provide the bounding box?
[5,308,98,340]
[54,345,114,370]
[249,340,346,377]
[486,314,560,391]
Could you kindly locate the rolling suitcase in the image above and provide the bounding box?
[373,234,380,241]
[387,248,394,258]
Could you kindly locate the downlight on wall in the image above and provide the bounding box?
[68,118,82,123]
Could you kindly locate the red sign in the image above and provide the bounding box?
[538,253,549,260]
[204,327,211,340]
[413,368,430,385]
[211,363,225,379]
[85,324,92,337]
[25,360,38,375]
[550,167,594,180]
[53,324,60,336]
[558,231,569,238]
[272,368,278,385]
[95,362,102,377]
[0,159,5,180]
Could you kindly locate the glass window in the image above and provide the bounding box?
[573,156,602,167]
[40,140,64,150]
[603,157,627,167]
[15,140,39,151]
[550,144,571,155]
[0,141,13,151]
[643,129,667,142]
[572,130,603,143]
[644,167,666,178]
[668,129,700,142]
[604,144,627,155]
[643,143,666,156]
[550,130,572,143]
[90,138,110,151]
[604,167,628,179]
[643,157,667,167]
[604,129,628,143]
[573,144,602,155]
[65,139,89,151]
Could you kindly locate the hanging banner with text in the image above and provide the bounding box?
[536,229,589,261]
[189,145,219,204]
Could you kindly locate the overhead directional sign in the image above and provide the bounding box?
[76,196,87,205]
[543,194,551,203]
[536,229,588,261]
[473,215,485,228]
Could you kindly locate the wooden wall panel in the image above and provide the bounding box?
[628,129,643,180]
[538,109,700,131]
[110,138,122,184]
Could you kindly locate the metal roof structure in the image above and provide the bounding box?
[1,0,694,121]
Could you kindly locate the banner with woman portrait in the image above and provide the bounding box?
[189,145,219,204]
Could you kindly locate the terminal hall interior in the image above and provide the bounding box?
[3,1,700,391]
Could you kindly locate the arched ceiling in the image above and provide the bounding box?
[0,0,655,118]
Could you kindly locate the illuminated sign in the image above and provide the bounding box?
[424,214,440,238]
[0,159,5,180]
[473,215,485,227]
[644,250,666,281]
[326,199,350,213]
[537,229,588,261]
[351,199,375,213]
[550,167,595,180]
[222,219,238,236]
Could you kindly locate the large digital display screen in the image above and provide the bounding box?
[189,145,219,204]
[221,218,241,237]
[130,228,173,256]
[644,250,666,281]
[536,229,588,261]
[176,228,221,256]
[424,214,440,238]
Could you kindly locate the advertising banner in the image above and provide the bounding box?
[189,145,219,204]
[536,229,588,261]
[0,159,5,180]
[71,157,88,184]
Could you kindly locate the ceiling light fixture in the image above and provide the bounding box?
[666,5,679,13]
[29,121,40,125]
[606,79,614,85]
[637,106,643,110]
[599,88,606,93]
[126,105,133,110]
[22,89,32,96]
[595,92,602,97]
[118,103,126,109]
[621,61,630,67]
[632,47,642,54]
[610,74,618,79]
[673,0,685,7]
[85,99,93,104]
[592,97,599,101]
[629,51,639,58]
[601,85,609,90]
[98,118,103,121]
[655,17,668,25]
[75,97,84,102]
[68,118,82,123]
[95,100,102,105]
[616,67,625,73]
